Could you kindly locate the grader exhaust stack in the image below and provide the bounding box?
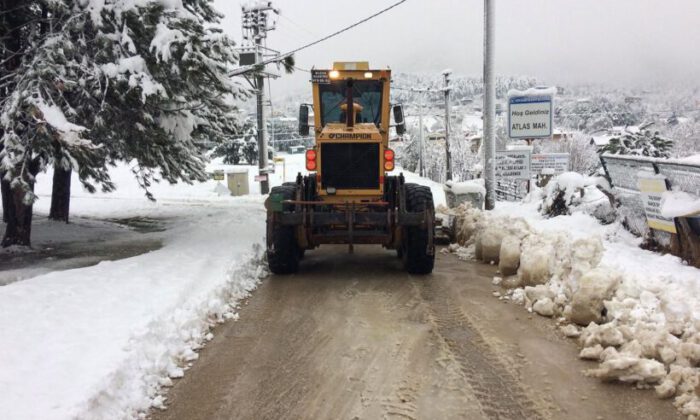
[265,62,435,274]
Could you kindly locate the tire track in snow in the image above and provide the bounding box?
[419,276,546,420]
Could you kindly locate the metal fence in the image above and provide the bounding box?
[600,154,700,239]
[496,179,529,201]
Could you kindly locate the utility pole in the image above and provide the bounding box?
[418,102,425,177]
[483,0,496,209]
[241,2,279,195]
[443,70,453,181]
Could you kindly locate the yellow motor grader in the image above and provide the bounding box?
[266,62,435,274]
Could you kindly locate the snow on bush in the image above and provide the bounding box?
[441,203,700,418]
[539,172,616,223]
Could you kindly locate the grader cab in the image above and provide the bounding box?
[266,62,435,274]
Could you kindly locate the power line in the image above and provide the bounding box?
[278,13,319,39]
[283,0,408,57]
[230,0,408,76]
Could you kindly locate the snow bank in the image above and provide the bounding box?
[443,197,700,418]
[0,214,267,419]
[661,190,700,218]
[0,158,279,419]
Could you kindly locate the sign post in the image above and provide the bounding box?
[495,150,531,180]
[638,174,677,234]
[531,153,570,175]
[273,156,286,181]
[507,91,553,140]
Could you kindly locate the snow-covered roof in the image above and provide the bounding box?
[507,86,557,98]
[591,135,613,146]
[461,113,483,132]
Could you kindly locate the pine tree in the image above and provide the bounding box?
[0,0,248,246]
[0,0,48,244]
[1,0,115,245]
[92,0,248,198]
[600,129,674,158]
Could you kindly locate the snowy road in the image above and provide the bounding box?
[151,247,680,420]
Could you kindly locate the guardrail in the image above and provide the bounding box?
[600,153,700,267]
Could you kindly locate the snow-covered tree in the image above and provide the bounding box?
[92,0,248,196]
[664,119,700,158]
[600,128,673,158]
[0,1,91,243]
[538,132,600,175]
[555,95,646,133]
[0,0,248,246]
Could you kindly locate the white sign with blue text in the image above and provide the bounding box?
[508,95,553,139]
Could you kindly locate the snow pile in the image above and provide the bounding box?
[444,178,486,196]
[83,248,267,417]
[661,190,700,218]
[445,199,700,418]
[441,203,482,246]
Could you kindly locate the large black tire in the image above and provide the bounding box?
[402,184,435,274]
[304,174,317,202]
[267,185,300,274]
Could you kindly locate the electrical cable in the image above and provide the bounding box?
[231,0,408,76]
[283,0,408,57]
[279,13,319,39]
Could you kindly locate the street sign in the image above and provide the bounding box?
[255,174,268,182]
[212,170,225,181]
[496,150,531,179]
[508,94,553,139]
[637,174,677,234]
[531,153,569,175]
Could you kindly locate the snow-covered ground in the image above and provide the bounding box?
[444,178,700,418]
[0,155,306,419]
[0,152,444,420]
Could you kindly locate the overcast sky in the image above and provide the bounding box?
[213,0,700,96]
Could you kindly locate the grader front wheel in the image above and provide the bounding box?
[402,184,435,275]
[267,185,301,275]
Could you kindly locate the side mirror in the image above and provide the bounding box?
[393,104,406,135]
[299,104,310,136]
